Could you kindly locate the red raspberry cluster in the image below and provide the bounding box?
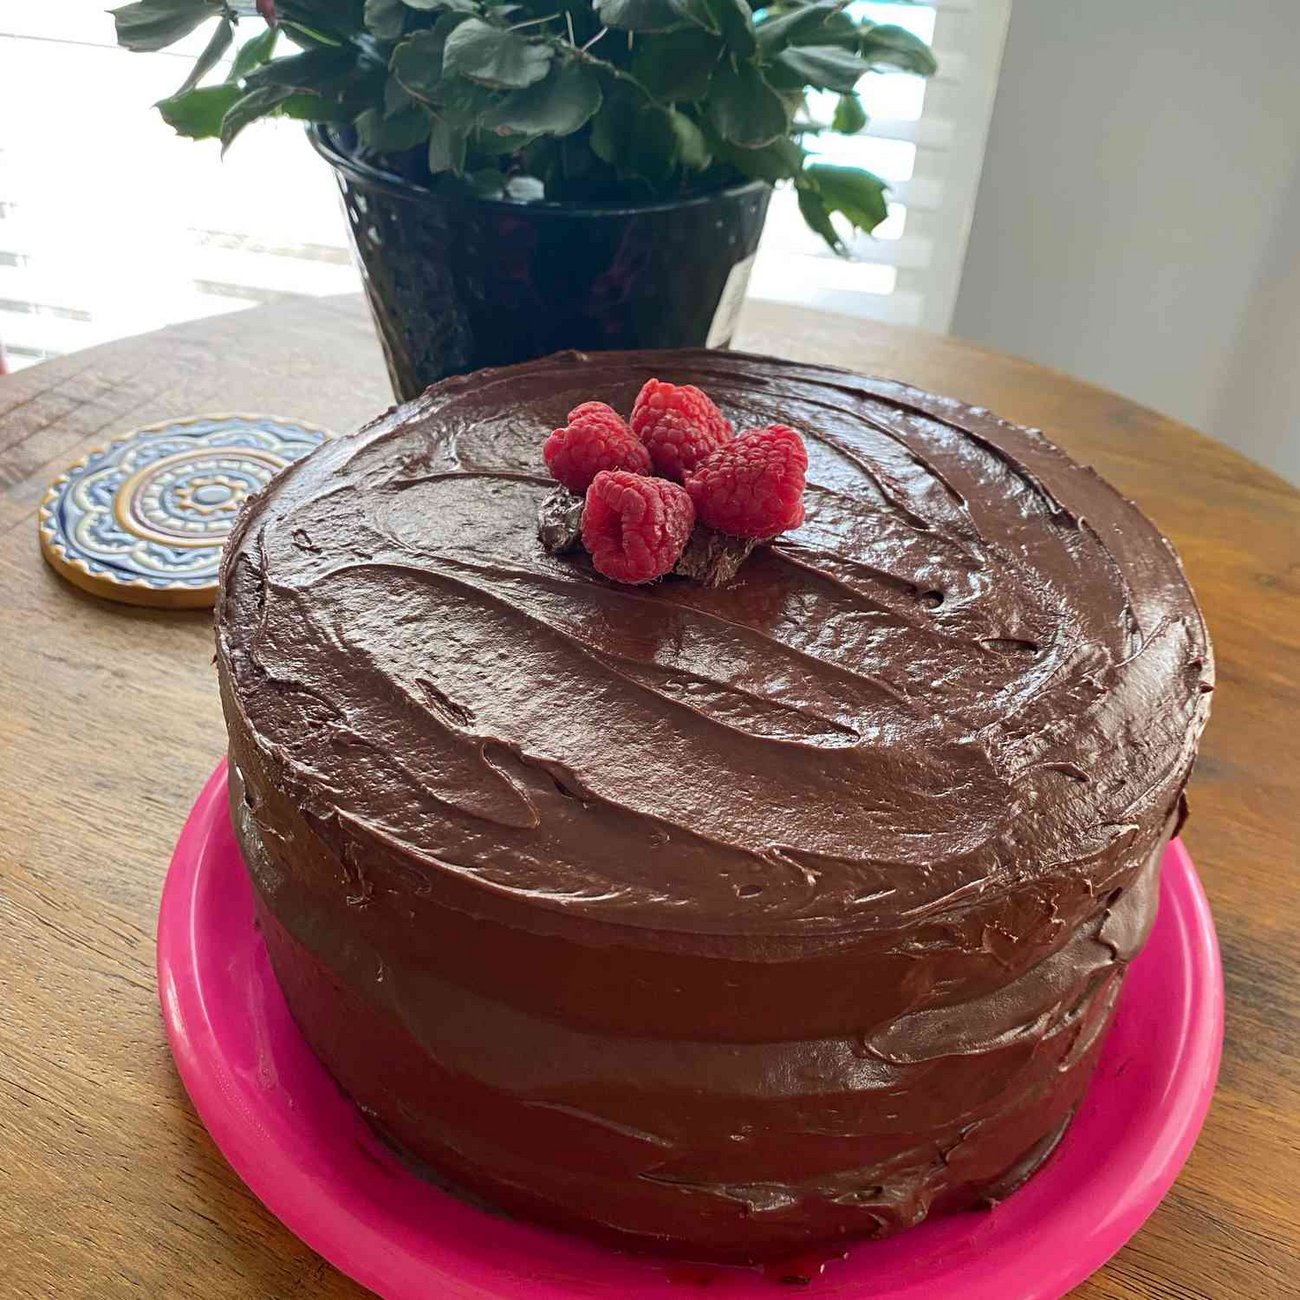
[543,379,808,585]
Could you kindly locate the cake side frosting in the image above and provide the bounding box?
[215,349,1212,1258]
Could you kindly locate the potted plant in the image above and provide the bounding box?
[114,0,935,398]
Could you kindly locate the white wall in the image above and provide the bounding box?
[951,0,1300,483]
[1212,149,1300,482]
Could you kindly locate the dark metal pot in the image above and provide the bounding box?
[309,126,772,400]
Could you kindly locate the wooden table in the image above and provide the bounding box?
[1,295,1296,1299]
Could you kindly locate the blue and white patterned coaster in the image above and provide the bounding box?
[38,414,332,607]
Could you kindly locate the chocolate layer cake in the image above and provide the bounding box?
[215,350,1212,1262]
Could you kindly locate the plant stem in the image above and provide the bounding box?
[558,40,659,103]
[509,13,561,31]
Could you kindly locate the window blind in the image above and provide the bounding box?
[0,0,358,371]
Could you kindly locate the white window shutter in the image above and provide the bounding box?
[748,0,1013,332]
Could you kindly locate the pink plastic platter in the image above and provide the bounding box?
[158,762,1223,1299]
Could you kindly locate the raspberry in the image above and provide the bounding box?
[685,424,808,539]
[544,401,651,493]
[582,470,695,585]
[630,379,733,482]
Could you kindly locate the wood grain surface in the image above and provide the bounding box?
[1,295,1296,1299]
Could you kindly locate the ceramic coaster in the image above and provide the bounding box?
[38,414,332,608]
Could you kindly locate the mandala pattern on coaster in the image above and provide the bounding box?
[38,414,332,608]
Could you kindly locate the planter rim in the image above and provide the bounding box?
[308,124,771,219]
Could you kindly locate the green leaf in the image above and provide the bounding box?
[356,103,432,150]
[859,23,937,76]
[384,74,416,112]
[277,90,350,119]
[157,82,242,138]
[220,83,294,150]
[666,108,710,170]
[831,90,866,134]
[807,162,887,231]
[434,75,501,125]
[403,0,478,9]
[773,43,869,93]
[112,0,215,52]
[364,0,406,40]
[753,0,838,52]
[595,0,682,32]
[230,25,279,79]
[442,18,553,89]
[711,133,803,182]
[800,161,888,250]
[244,42,380,122]
[797,183,840,251]
[247,45,358,93]
[630,29,719,101]
[591,92,680,184]
[391,18,470,100]
[175,17,233,94]
[707,61,787,148]
[427,115,468,172]
[814,10,861,51]
[679,0,755,57]
[471,127,537,155]
[481,61,601,136]
[589,92,636,168]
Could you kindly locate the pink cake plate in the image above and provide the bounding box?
[158,761,1223,1299]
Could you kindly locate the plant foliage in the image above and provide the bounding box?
[115,0,936,249]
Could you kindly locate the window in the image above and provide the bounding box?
[0,1,357,371]
[0,0,1009,371]
[750,0,1012,330]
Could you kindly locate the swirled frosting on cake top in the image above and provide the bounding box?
[219,350,1211,938]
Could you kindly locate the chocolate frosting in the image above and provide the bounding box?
[215,349,1212,1260]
